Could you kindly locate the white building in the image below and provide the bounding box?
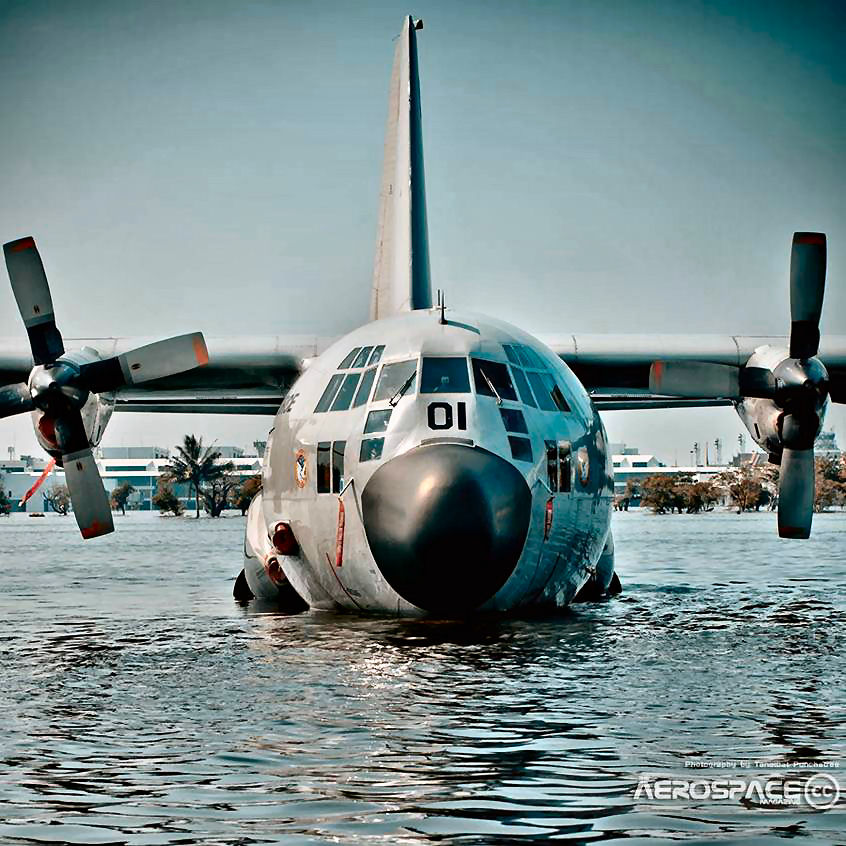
[610,442,732,498]
[0,446,263,513]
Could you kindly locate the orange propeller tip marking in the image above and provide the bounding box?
[193,335,210,367]
[81,520,111,539]
[794,232,826,245]
[652,360,664,389]
[8,236,36,252]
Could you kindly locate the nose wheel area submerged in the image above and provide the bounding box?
[361,444,532,614]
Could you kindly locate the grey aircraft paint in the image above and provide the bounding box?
[244,309,614,615]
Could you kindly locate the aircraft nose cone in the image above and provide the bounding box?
[361,444,532,614]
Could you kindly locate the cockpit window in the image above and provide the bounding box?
[352,346,373,368]
[330,372,360,411]
[352,366,377,408]
[521,346,547,370]
[503,343,548,371]
[332,441,346,492]
[364,409,392,433]
[421,357,471,393]
[360,438,384,462]
[503,343,570,412]
[502,344,521,366]
[511,368,537,407]
[550,383,570,412]
[527,371,570,412]
[471,358,517,401]
[373,359,418,402]
[338,348,361,369]
[338,345,384,370]
[546,440,572,491]
[367,345,385,366]
[509,436,533,463]
[526,371,556,412]
[317,442,331,492]
[314,373,345,413]
[316,346,390,413]
[500,408,528,433]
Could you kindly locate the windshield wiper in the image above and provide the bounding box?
[389,372,416,407]
[479,367,502,405]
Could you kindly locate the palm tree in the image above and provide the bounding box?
[162,435,234,518]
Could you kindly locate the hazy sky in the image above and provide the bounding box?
[0,0,843,461]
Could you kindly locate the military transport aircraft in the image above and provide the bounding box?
[2,17,844,615]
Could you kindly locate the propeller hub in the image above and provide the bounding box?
[773,356,829,411]
[28,361,89,411]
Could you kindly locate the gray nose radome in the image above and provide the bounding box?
[361,444,532,614]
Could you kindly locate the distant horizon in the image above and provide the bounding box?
[2,427,841,470]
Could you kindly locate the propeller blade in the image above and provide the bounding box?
[77,332,209,393]
[53,409,90,454]
[62,447,114,539]
[649,361,741,398]
[0,382,34,419]
[778,447,815,539]
[51,409,113,538]
[3,236,65,365]
[789,232,826,359]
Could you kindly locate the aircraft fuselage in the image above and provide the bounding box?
[244,309,614,615]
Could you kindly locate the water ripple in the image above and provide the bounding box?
[1,511,844,843]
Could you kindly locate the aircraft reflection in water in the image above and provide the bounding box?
[1,17,844,617]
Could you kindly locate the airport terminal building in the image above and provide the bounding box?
[0,446,263,513]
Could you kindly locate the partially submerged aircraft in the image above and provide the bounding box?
[2,18,844,615]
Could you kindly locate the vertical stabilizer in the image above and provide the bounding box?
[370,16,432,320]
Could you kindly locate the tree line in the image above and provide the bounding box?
[616,455,846,515]
[10,437,845,521]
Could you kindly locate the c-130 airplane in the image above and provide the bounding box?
[1,18,844,616]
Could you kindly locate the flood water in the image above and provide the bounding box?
[1,509,844,844]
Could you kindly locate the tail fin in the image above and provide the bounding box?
[369,16,432,321]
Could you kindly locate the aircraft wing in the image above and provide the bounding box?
[539,334,846,409]
[0,335,333,415]
[2,331,843,415]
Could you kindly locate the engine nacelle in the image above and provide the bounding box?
[30,346,116,461]
[736,345,829,462]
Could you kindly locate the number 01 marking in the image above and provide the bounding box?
[427,402,467,430]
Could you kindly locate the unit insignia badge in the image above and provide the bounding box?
[295,449,308,488]
[577,446,590,486]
